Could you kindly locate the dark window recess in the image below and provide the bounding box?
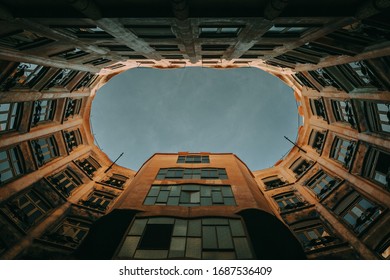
[362,147,390,191]
[201,44,230,51]
[293,73,315,89]
[105,64,125,70]
[31,99,56,126]
[263,25,317,38]
[64,98,82,120]
[98,45,134,52]
[309,69,342,90]
[43,217,90,248]
[0,30,54,50]
[74,73,97,90]
[58,26,113,39]
[290,158,313,178]
[48,168,82,198]
[151,45,180,51]
[202,55,222,59]
[83,58,112,66]
[156,168,227,180]
[309,98,327,120]
[31,136,58,167]
[265,59,294,69]
[76,156,101,177]
[64,129,82,153]
[80,191,115,212]
[177,155,210,163]
[281,51,322,65]
[102,174,128,188]
[199,26,242,38]
[330,137,356,169]
[249,44,282,51]
[126,25,176,39]
[331,100,357,128]
[308,130,326,153]
[240,54,262,59]
[127,55,148,60]
[44,69,78,89]
[294,222,340,251]
[50,48,89,60]
[138,224,174,250]
[162,55,184,59]
[262,176,288,190]
[1,63,49,91]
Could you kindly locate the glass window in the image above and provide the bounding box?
[294,223,339,251]
[199,26,242,38]
[126,25,176,39]
[0,102,22,133]
[330,137,356,169]
[45,69,78,89]
[364,101,390,134]
[156,168,227,180]
[48,168,82,197]
[117,217,252,259]
[51,48,89,60]
[332,100,356,128]
[31,99,56,126]
[64,98,82,120]
[362,147,390,190]
[0,30,54,50]
[306,170,340,199]
[76,156,101,177]
[0,146,24,185]
[43,217,90,248]
[262,176,287,190]
[308,130,326,153]
[290,158,313,178]
[80,191,116,212]
[273,192,306,212]
[264,25,312,37]
[64,129,82,152]
[31,136,58,167]
[309,98,327,120]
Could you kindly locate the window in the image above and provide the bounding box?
[64,98,82,120]
[102,174,128,188]
[332,100,356,128]
[363,101,390,134]
[0,102,22,133]
[199,26,242,38]
[309,98,327,120]
[293,221,339,251]
[126,25,175,39]
[44,69,78,89]
[290,158,313,178]
[1,63,48,91]
[48,168,82,197]
[2,189,51,231]
[177,155,210,163]
[98,45,134,52]
[83,58,112,66]
[150,45,180,51]
[76,156,101,177]
[0,146,24,185]
[293,73,316,89]
[156,168,227,180]
[305,170,340,199]
[73,73,97,90]
[104,63,125,70]
[63,129,82,152]
[117,217,253,259]
[162,55,183,59]
[56,26,113,39]
[80,190,116,212]
[330,137,356,169]
[263,25,314,38]
[362,147,390,190]
[31,99,56,126]
[333,191,382,234]
[273,192,307,212]
[262,176,287,190]
[308,130,326,153]
[376,236,390,259]
[31,135,59,167]
[43,217,90,248]
[249,44,282,51]
[144,184,235,206]
[50,48,89,60]
[0,30,54,50]
[201,44,230,51]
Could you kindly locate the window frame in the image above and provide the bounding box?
[30,135,59,167]
[0,102,22,133]
[0,146,24,185]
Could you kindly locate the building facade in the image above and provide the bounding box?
[0,0,389,259]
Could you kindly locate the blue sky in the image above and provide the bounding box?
[91,67,299,171]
